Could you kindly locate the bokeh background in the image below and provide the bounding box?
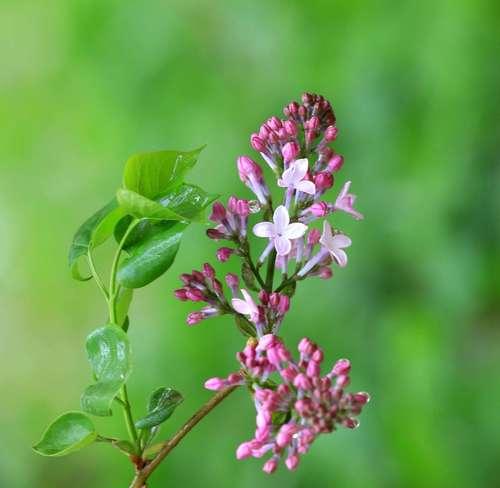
[1,0,499,487]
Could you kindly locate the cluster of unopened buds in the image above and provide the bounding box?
[175,93,369,473]
[205,335,370,473]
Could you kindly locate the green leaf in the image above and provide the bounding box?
[116,188,185,221]
[158,184,218,223]
[117,222,187,288]
[143,442,165,460]
[135,388,183,430]
[111,439,137,456]
[81,325,131,416]
[68,199,126,281]
[234,314,256,337]
[123,147,205,199]
[115,287,133,328]
[33,411,97,457]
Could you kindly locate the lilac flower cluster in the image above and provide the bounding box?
[205,335,369,473]
[174,93,369,473]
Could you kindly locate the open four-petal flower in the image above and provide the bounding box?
[319,220,351,267]
[232,289,260,322]
[277,158,316,195]
[334,181,363,220]
[253,206,307,256]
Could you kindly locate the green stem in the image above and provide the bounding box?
[87,249,109,300]
[265,249,276,291]
[120,385,139,449]
[108,218,140,325]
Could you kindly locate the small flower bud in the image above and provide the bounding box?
[284,120,297,136]
[202,263,215,279]
[282,141,300,163]
[204,377,225,390]
[186,311,204,325]
[216,247,234,262]
[314,172,334,191]
[250,133,266,152]
[327,154,344,173]
[236,442,253,460]
[332,358,351,376]
[225,273,239,289]
[209,202,226,222]
[262,458,278,474]
[285,454,300,471]
[237,156,262,182]
[308,201,329,217]
[307,228,321,245]
[174,289,188,301]
[324,125,338,142]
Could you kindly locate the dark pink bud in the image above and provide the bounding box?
[332,358,351,376]
[202,263,215,279]
[285,454,300,471]
[294,373,312,391]
[192,270,205,282]
[227,195,238,213]
[204,377,225,390]
[281,141,300,163]
[336,374,350,388]
[250,133,266,152]
[353,392,370,405]
[209,202,226,222]
[307,228,321,245]
[216,247,234,262]
[306,360,321,377]
[284,120,298,136]
[236,199,250,217]
[318,267,333,279]
[186,288,205,301]
[269,292,280,308]
[236,442,253,460]
[262,458,278,474]
[187,311,204,325]
[174,289,188,301]
[308,116,320,130]
[237,156,262,182]
[206,228,225,240]
[259,125,270,139]
[327,154,344,173]
[225,273,239,289]
[308,201,329,217]
[324,125,338,142]
[268,116,282,130]
[227,372,243,385]
[180,273,192,285]
[342,418,359,429]
[287,101,299,115]
[314,172,334,191]
[298,337,315,356]
[212,278,223,295]
[281,366,297,382]
[278,295,290,314]
[258,290,270,305]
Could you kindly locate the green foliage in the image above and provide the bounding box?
[81,325,132,416]
[68,199,125,281]
[116,188,185,221]
[122,147,204,199]
[135,387,183,430]
[116,222,187,288]
[33,412,97,457]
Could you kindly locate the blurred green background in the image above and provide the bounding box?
[1,0,499,487]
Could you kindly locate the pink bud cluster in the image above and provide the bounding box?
[205,335,370,473]
[174,264,230,326]
[207,195,252,243]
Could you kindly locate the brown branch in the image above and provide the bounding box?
[129,385,239,488]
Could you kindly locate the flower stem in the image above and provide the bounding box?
[120,384,139,449]
[128,385,239,488]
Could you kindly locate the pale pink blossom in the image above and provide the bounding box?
[277,158,316,195]
[333,181,363,220]
[232,289,260,322]
[319,221,352,267]
[253,206,307,256]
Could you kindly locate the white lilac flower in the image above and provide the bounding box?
[319,220,351,267]
[277,158,316,195]
[253,205,307,256]
[232,289,260,323]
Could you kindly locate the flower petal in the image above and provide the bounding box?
[274,236,292,256]
[278,166,295,187]
[241,289,256,309]
[273,205,290,233]
[296,180,316,195]
[336,181,351,202]
[284,222,307,239]
[332,234,352,249]
[253,221,275,238]
[232,298,252,315]
[319,221,334,249]
[292,158,309,181]
[332,248,348,267]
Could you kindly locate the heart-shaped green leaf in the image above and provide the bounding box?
[135,388,184,430]
[33,411,97,457]
[68,199,126,281]
[117,222,187,289]
[81,325,131,416]
[123,147,204,199]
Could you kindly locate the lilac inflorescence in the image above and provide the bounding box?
[205,334,370,474]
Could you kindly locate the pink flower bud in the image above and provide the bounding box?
[293,373,312,391]
[278,294,290,314]
[287,101,299,115]
[308,201,329,217]
[186,311,204,326]
[216,247,234,262]
[342,418,359,429]
[307,229,321,245]
[308,116,320,130]
[237,156,262,182]
[282,141,300,163]
[225,273,239,289]
[332,358,351,376]
[262,458,278,474]
[284,120,297,136]
[325,125,338,142]
[327,154,344,173]
[204,377,225,391]
[186,288,205,301]
[227,195,238,213]
[318,267,333,279]
[268,116,282,131]
[312,348,324,363]
[251,133,266,152]
[314,172,334,191]
[336,374,350,388]
[298,337,315,356]
[306,360,321,377]
[236,442,253,460]
[269,293,280,308]
[180,273,192,285]
[258,290,269,305]
[236,199,250,217]
[280,366,297,382]
[202,263,215,279]
[255,425,271,442]
[206,228,225,240]
[285,454,300,471]
[174,289,188,301]
[353,392,371,405]
[209,202,226,222]
[227,373,243,385]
